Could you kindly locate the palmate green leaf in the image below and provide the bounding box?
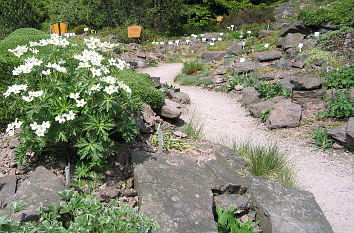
[83,114,115,141]
[75,135,105,161]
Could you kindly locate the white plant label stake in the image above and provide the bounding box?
[240,58,245,63]
[231,25,235,31]
[247,31,252,36]
[212,38,216,42]
[84,27,88,32]
[220,32,224,36]
[314,32,320,37]
[210,42,215,46]
[202,38,207,42]
[158,127,163,153]
[298,43,304,53]
[218,38,222,41]
[242,41,246,49]
[264,43,270,49]
[65,164,70,187]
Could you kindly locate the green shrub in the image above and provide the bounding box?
[260,108,270,123]
[216,205,259,233]
[303,48,346,68]
[224,31,242,40]
[311,126,333,150]
[324,91,354,118]
[241,23,263,37]
[184,115,203,140]
[73,24,89,35]
[324,66,354,90]
[316,27,353,52]
[227,73,258,91]
[298,0,354,26]
[256,81,291,99]
[233,141,295,186]
[175,71,212,86]
[0,190,159,232]
[182,60,205,75]
[113,70,165,111]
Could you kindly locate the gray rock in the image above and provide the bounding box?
[133,151,218,233]
[0,175,17,208]
[215,76,225,84]
[304,38,317,50]
[106,34,119,40]
[292,89,326,105]
[253,50,283,62]
[217,66,229,75]
[259,73,276,81]
[227,43,243,56]
[135,104,160,133]
[274,58,289,70]
[242,87,260,106]
[345,117,354,149]
[159,99,182,119]
[248,175,334,233]
[248,96,286,118]
[277,33,304,50]
[166,90,191,104]
[150,76,161,88]
[285,48,299,59]
[202,51,227,61]
[279,20,311,37]
[136,60,147,68]
[258,30,273,38]
[291,61,304,69]
[266,100,302,129]
[279,77,295,91]
[8,138,19,149]
[291,75,324,90]
[329,125,347,144]
[214,194,249,211]
[350,89,354,99]
[234,84,244,91]
[4,166,65,222]
[233,61,260,74]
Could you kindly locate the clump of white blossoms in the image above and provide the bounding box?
[30,121,50,137]
[6,118,23,136]
[84,37,119,51]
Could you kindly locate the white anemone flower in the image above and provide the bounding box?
[91,67,102,77]
[64,110,75,121]
[76,99,87,107]
[69,92,80,100]
[90,83,102,91]
[22,96,34,102]
[55,115,66,123]
[42,69,51,76]
[104,85,118,95]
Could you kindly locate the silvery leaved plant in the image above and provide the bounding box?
[4,34,139,166]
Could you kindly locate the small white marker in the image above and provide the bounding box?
[218,38,222,41]
[84,27,88,32]
[314,32,320,37]
[264,43,270,48]
[240,58,246,62]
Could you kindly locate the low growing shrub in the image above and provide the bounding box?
[324,66,354,90]
[256,81,291,99]
[73,24,89,35]
[303,48,346,68]
[323,91,354,119]
[311,126,333,150]
[227,73,258,91]
[174,71,212,86]
[0,190,159,232]
[182,59,205,75]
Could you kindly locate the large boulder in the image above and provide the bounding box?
[291,75,324,90]
[266,100,302,129]
[134,104,161,133]
[248,175,334,233]
[166,90,191,104]
[329,118,354,150]
[214,194,249,212]
[159,99,182,119]
[0,175,16,208]
[202,51,227,61]
[242,87,260,106]
[248,96,286,118]
[227,43,243,56]
[277,33,305,50]
[233,61,260,74]
[292,89,326,105]
[279,20,311,37]
[1,166,65,222]
[133,151,218,233]
[328,125,347,144]
[253,50,283,62]
[279,77,295,91]
[345,117,354,149]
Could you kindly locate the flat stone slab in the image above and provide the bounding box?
[248,175,334,233]
[202,51,226,61]
[0,175,16,208]
[1,166,65,222]
[133,151,217,233]
[253,50,283,62]
[291,75,324,90]
[266,100,302,129]
[214,194,249,211]
[159,99,182,119]
[233,61,260,74]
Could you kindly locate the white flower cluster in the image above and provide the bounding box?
[29,34,69,48]
[6,118,23,136]
[108,58,130,70]
[30,121,50,137]
[22,90,43,102]
[69,92,87,107]
[74,49,104,67]
[55,110,75,123]
[84,37,118,50]
[102,81,131,95]
[46,62,67,73]
[8,45,28,57]
[12,56,43,75]
[3,84,28,98]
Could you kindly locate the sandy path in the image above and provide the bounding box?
[139,63,354,233]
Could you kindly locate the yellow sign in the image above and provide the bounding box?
[217,16,223,22]
[51,22,69,36]
[128,25,142,38]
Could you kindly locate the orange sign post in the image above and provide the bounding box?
[128,25,142,38]
[217,16,223,22]
[50,21,69,36]
[266,19,271,30]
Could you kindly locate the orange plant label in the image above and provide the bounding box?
[217,16,223,22]
[128,25,142,38]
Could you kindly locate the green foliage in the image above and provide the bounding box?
[227,73,258,91]
[73,25,89,35]
[216,205,259,233]
[114,70,165,111]
[316,27,353,52]
[184,115,203,140]
[234,141,295,186]
[303,48,346,68]
[298,0,354,26]
[256,81,291,99]
[260,108,270,123]
[311,126,333,150]
[242,23,263,37]
[324,66,354,90]
[224,31,242,40]
[182,60,205,75]
[323,91,354,119]
[175,71,213,86]
[151,125,192,152]
[253,43,269,52]
[0,190,159,232]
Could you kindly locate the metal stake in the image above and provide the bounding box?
[158,127,163,153]
[65,163,70,187]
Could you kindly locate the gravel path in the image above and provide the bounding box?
[139,63,354,233]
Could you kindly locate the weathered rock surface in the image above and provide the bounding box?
[248,175,334,233]
[166,90,191,104]
[279,20,311,37]
[277,33,305,50]
[159,99,182,119]
[266,100,302,129]
[0,175,16,208]
[279,77,295,91]
[329,125,347,144]
[345,117,354,149]
[291,75,324,90]
[248,96,286,118]
[135,104,161,133]
[227,43,243,55]
[214,194,249,212]
[258,30,273,38]
[133,151,217,233]
[292,89,326,105]
[242,87,260,106]
[1,166,65,222]
[253,50,283,62]
[233,61,260,74]
[202,51,227,61]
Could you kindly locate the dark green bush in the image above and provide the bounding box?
[298,0,354,26]
[324,66,354,89]
[73,25,89,35]
[325,91,354,118]
[257,81,291,99]
[182,60,205,75]
[114,70,165,111]
[242,23,263,37]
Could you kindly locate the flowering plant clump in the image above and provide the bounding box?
[4,34,139,166]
